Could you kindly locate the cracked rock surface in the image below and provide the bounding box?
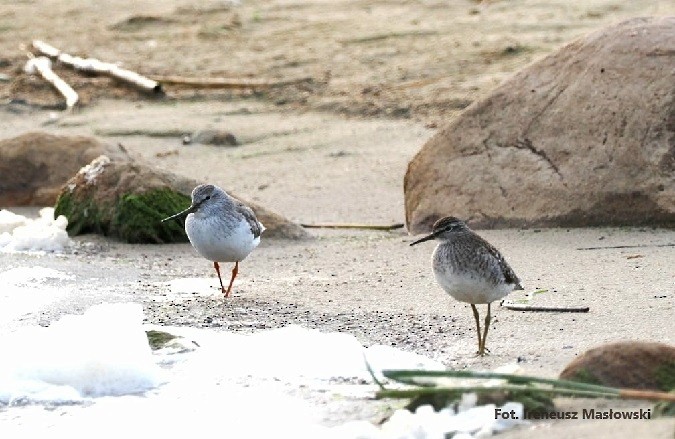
[404,17,675,233]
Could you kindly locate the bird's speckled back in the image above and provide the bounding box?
[432,229,521,289]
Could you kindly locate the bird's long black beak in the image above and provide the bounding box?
[161,204,197,223]
[409,232,437,246]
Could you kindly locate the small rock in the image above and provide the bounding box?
[146,329,177,350]
[559,341,675,391]
[146,329,198,353]
[328,150,350,158]
[191,130,239,146]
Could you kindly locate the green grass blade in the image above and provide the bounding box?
[382,369,621,395]
[376,385,619,400]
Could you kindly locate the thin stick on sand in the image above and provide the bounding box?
[501,301,590,313]
[149,75,313,89]
[576,243,675,250]
[32,40,163,95]
[24,55,78,110]
[300,222,404,231]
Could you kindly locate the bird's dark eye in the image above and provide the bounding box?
[205,196,211,200]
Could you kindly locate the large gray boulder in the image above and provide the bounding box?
[404,17,675,233]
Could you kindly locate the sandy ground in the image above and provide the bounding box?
[2,0,675,124]
[1,0,675,436]
[1,100,674,435]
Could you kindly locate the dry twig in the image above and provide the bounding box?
[301,222,404,231]
[577,243,675,250]
[149,75,313,89]
[501,301,589,313]
[24,55,78,110]
[32,40,163,94]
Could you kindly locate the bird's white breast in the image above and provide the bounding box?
[431,245,514,304]
[185,213,260,263]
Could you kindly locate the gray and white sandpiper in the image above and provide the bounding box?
[162,184,264,298]
[410,216,523,356]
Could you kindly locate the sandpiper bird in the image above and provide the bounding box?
[162,184,264,298]
[410,216,523,355]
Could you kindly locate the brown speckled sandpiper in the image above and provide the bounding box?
[410,216,523,355]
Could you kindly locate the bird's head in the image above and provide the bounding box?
[409,216,468,246]
[161,184,226,223]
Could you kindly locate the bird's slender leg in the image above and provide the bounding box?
[479,303,492,356]
[223,261,239,298]
[470,304,483,355]
[213,261,227,295]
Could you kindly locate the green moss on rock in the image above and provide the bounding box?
[55,187,191,244]
[54,190,107,236]
[112,188,191,243]
[655,361,675,391]
[566,368,603,386]
[653,394,675,418]
[146,329,178,350]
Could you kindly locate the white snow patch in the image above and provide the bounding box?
[0,303,163,404]
[161,276,220,296]
[372,402,525,439]
[0,303,526,438]
[3,266,74,283]
[153,324,444,382]
[0,266,73,322]
[0,209,27,233]
[0,207,71,253]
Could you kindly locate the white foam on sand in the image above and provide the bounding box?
[0,266,73,322]
[0,207,71,253]
[0,303,164,404]
[0,303,525,438]
[165,323,444,381]
[160,277,220,297]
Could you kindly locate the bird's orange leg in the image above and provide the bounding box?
[223,261,239,298]
[213,261,227,295]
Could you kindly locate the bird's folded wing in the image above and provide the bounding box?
[235,202,263,238]
[474,236,522,287]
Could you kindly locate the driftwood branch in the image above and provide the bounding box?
[24,55,78,110]
[32,40,163,95]
[149,75,313,89]
[619,388,675,402]
[576,243,675,251]
[501,301,589,313]
[30,40,313,94]
[300,222,404,231]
